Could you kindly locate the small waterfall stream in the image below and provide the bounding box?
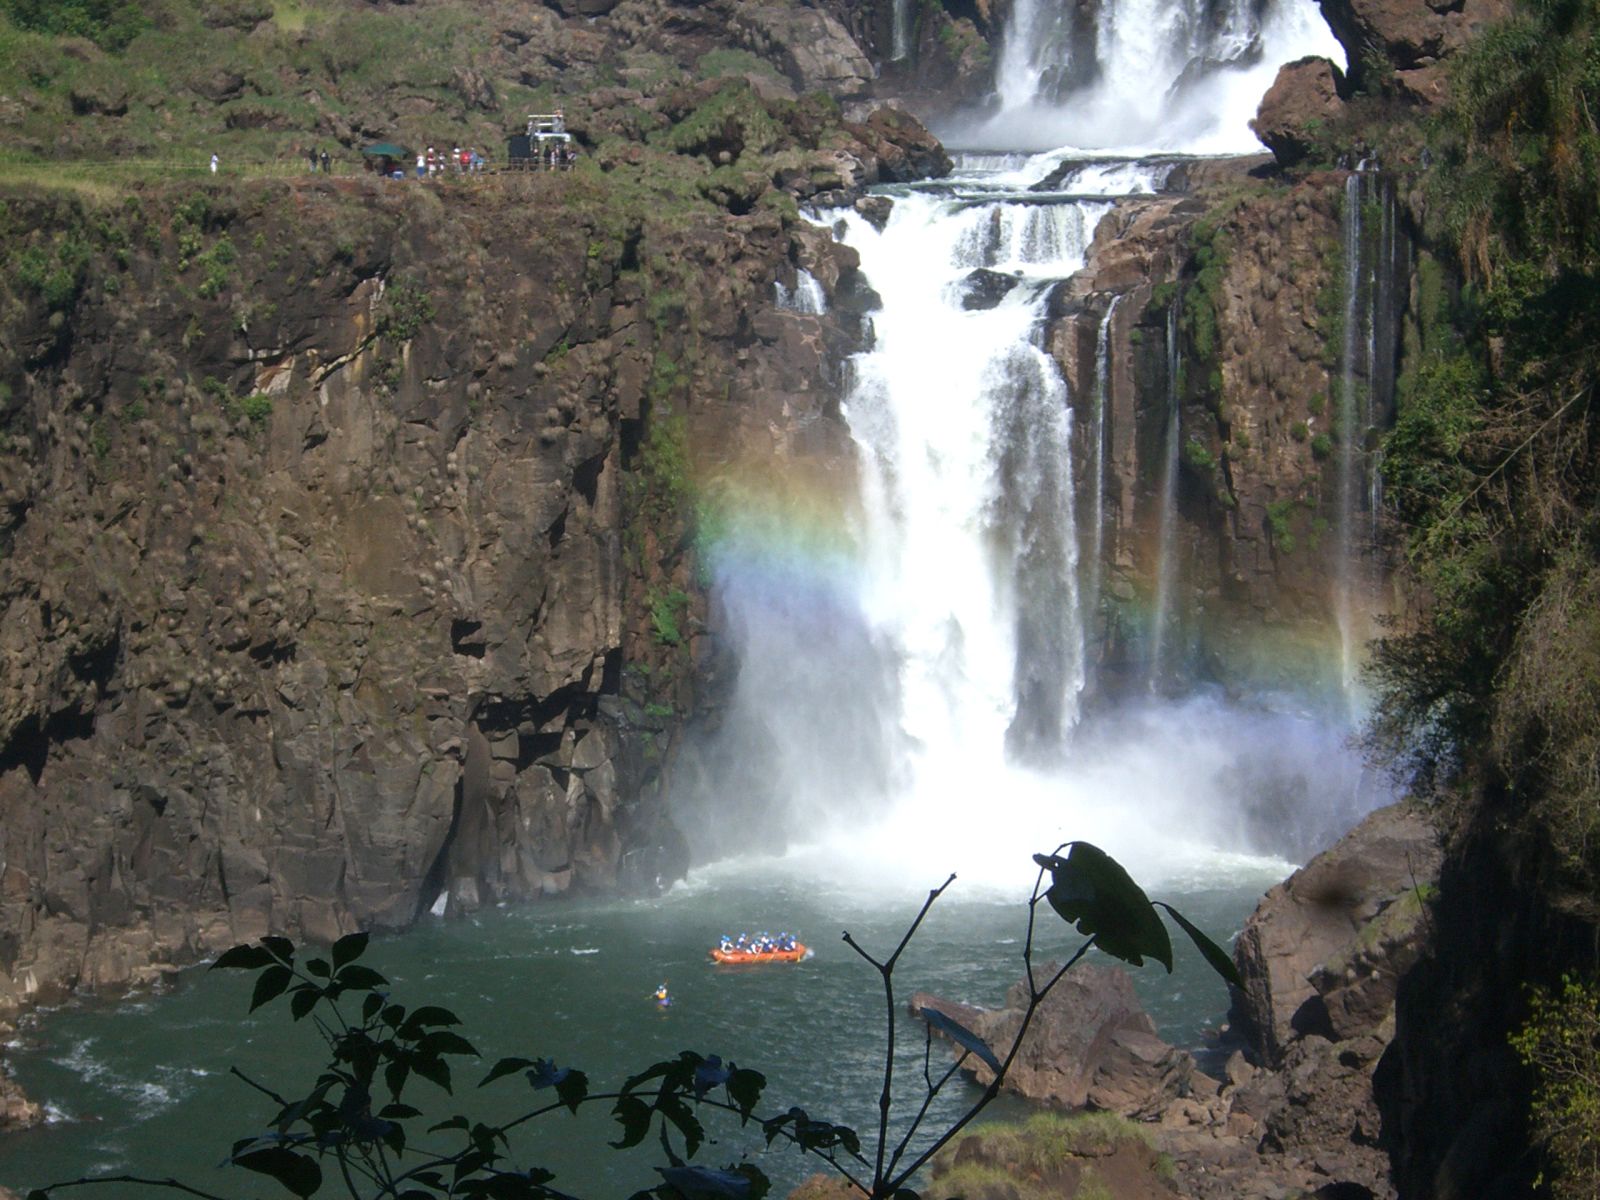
[1087,295,1120,643]
[891,0,912,61]
[1334,164,1406,700]
[1149,300,1182,686]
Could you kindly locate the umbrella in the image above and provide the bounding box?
[361,142,410,159]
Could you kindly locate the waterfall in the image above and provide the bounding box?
[1333,164,1406,701]
[775,269,826,314]
[1086,295,1120,650]
[675,0,1396,890]
[890,0,912,62]
[1149,300,1182,686]
[961,0,1343,153]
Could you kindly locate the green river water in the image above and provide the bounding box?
[0,856,1286,1197]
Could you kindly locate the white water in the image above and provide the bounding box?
[954,0,1343,153]
[680,0,1386,903]
[1087,295,1120,639]
[891,0,912,61]
[1149,299,1183,685]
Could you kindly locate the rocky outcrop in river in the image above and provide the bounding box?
[912,802,1441,1200]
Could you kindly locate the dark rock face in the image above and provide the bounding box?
[0,178,867,1022]
[1252,56,1348,169]
[1048,163,1394,697]
[1229,802,1442,1068]
[1317,0,1514,99]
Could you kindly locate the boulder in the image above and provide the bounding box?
[1229,801,1441,1067]
[1251,57,1347,170]
[727,5,874,98]
[0,1059,42,1132]
[1318,0,1516,96]
[955,268,1020,311]
[912,963,1194,1118]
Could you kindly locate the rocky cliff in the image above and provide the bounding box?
[0,79,948,1034]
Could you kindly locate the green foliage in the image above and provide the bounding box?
[0,0,149,50]
[15,234,90,310]
[195,235,236,299]
[1181,437,1216,473]
[233,392,273,428]
[1310,431,1334,461]
[1266,500,1297,555]
[648,586,691,647]
[1290,421,1309,443]
[1511,975,1600,1198]
[376,278,435,343]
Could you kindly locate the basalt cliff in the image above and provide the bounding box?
[3,0,1597,1197]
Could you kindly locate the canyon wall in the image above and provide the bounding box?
[0,97,925,1019]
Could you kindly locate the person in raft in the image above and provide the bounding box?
[653,983,672,1008]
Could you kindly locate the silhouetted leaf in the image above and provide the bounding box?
[727,1068,765,1119]
[290,985,321,1021]
[1036,843,1172,970]
[362,993,384,1023]
[261,936,296,964]
[400,1006,461,1036]
[555,1068,589,1114]
[481,1056,536,1087]
[418,1030,477,1058]
[429,1115,470,1134]
[331,931,369,969]
[656,1166,753,1198]
[335,964,388,991]
[612,1095,652,1149]
[212,944,275,971]
[378,1103,421,1119]
[235,1146,321,1197]
[251,965,294,1012]
[412,1053,453,1094]
[304,958,331,978]
[659,1095,704,1158]
[1154,901,1244,989]
[921,1007,1002,1074]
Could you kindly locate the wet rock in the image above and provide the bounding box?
[956,268,1019,311]
[0,1056,42,1132]
[853,194,894,231]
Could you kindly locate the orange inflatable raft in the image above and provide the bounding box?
[709,944,808,964]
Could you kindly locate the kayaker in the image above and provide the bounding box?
[653,982,671,1008]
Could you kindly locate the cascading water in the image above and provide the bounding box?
[891,0,912,62]
[961,0,1342,152]
[1333,164,1406,702]
[1148,300,1182,686]
[775,268,827,314]
[1086,295,1120,644]
[682,0,1385,897]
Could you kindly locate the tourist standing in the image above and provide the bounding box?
[210,152,219,174]
[320,150,330,174]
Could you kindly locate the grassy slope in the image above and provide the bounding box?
[0,0,806,177]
